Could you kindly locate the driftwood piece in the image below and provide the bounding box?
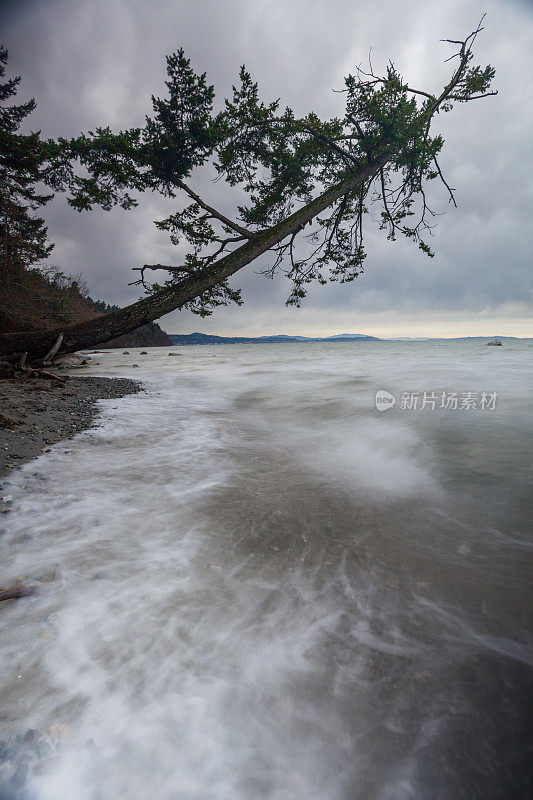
[30,367,67,382]
[0,359,66,383]
[0,563,62,603]
[42,333,64,364]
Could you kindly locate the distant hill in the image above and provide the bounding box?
[168,332,528,346]
[169,333,304,345]
[98,321,171,349]
[90,301,172,348]
[322,333,379,340]
[169,332,381,345]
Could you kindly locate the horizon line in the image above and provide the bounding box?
[167,332,531,340]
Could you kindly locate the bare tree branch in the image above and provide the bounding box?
[177,179,254,238]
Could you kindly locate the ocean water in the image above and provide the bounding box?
[0,340,532,800]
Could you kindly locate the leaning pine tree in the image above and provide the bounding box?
[0,21,496,364]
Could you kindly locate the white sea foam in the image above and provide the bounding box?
[0,340,531,799]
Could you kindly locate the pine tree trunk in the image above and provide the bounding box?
[0,158,387,362]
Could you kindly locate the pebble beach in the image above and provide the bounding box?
[0,376,142,479]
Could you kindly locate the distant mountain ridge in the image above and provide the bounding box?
[169,332,381,345]
[168,332,527,346]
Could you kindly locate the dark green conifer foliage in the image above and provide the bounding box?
[0,47,53,273]
[0,21,497,360]
[120,20,495,310]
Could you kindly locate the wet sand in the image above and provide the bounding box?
[0,376,142,480]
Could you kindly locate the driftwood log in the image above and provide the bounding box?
[42,333,64,365]
[0,355,66,382]
[0,563,62,603]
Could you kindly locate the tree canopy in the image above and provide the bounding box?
[0,46,54,273]
[0,19,496,361]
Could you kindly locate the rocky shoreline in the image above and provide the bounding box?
[0,375,143,796]
[0,376,143,480]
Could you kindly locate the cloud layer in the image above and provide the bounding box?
[3,0,532,336]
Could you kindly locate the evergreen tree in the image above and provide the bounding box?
[0,47,53,274]
[0,21,496,362]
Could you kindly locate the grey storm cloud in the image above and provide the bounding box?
[2,0,532,336]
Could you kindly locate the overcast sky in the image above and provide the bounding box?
[2,0,532,336]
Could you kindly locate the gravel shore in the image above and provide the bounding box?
[0,376,143,479]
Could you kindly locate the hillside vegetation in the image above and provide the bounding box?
[0,265,171,348]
